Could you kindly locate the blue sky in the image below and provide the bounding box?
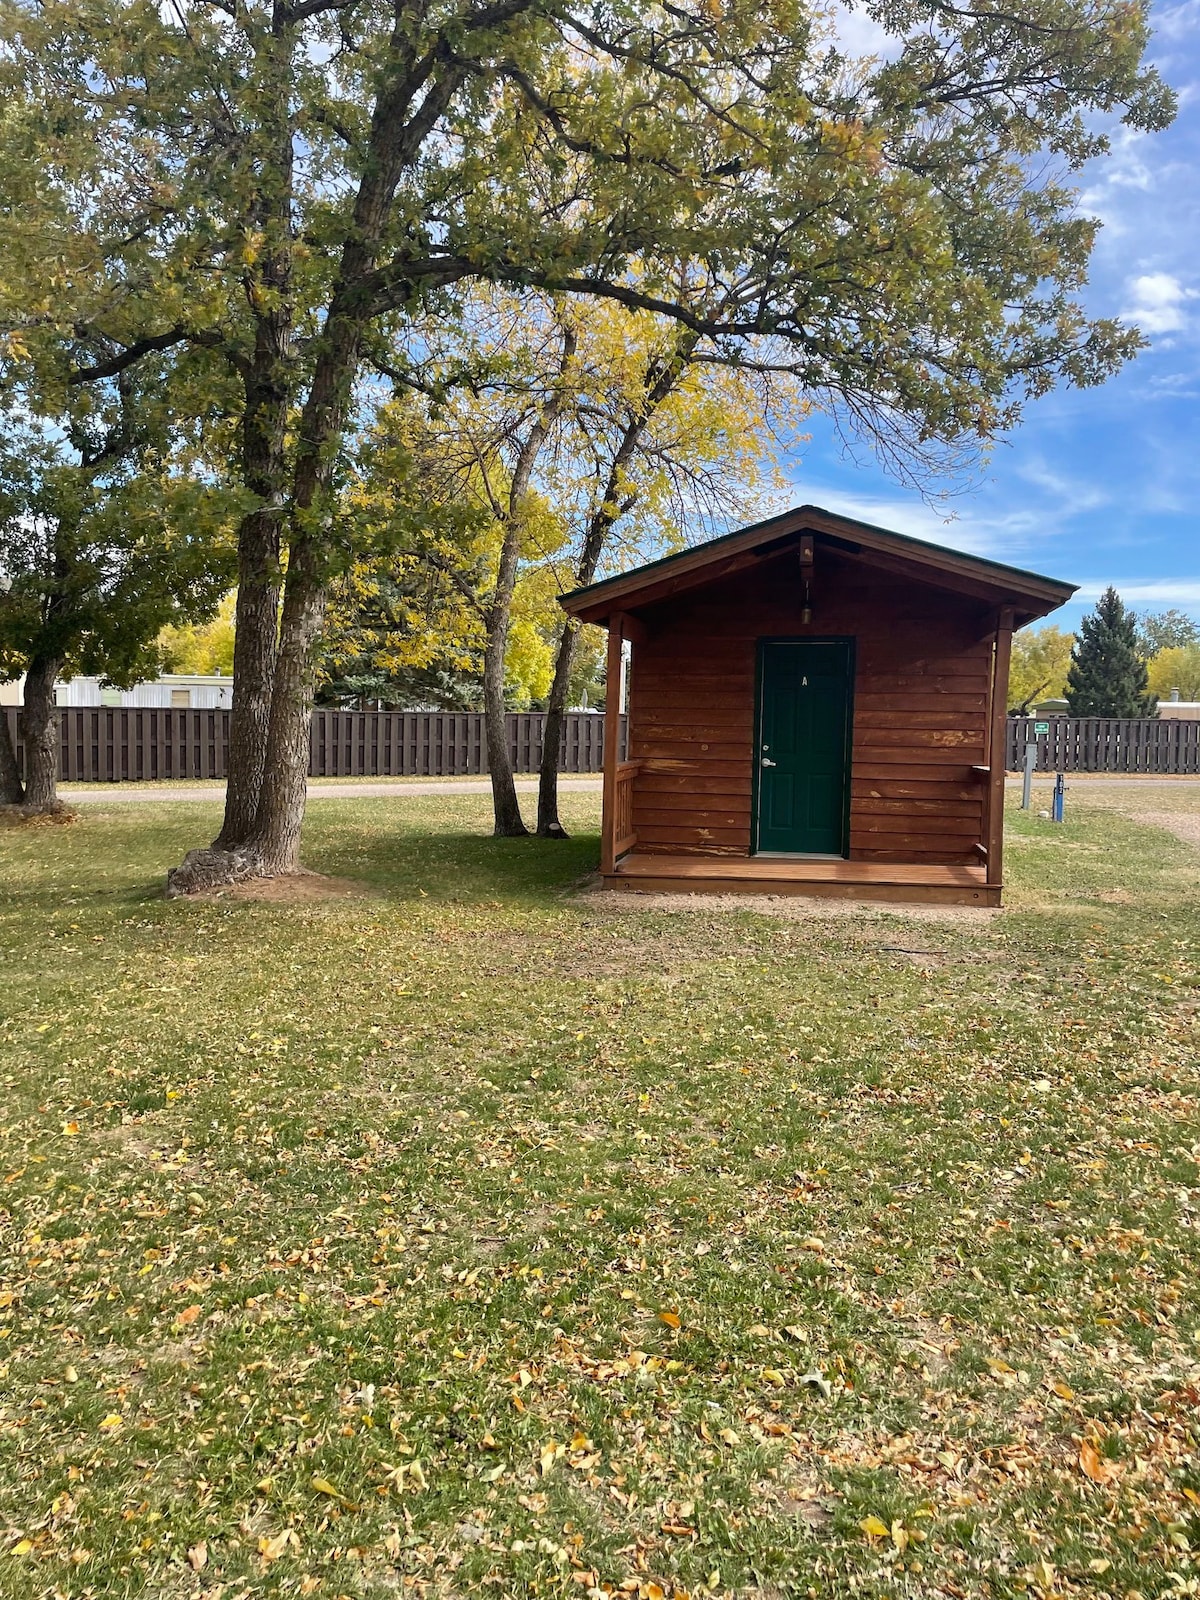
[790,0,1200,632]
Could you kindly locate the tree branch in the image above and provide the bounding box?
[68,327,237,385]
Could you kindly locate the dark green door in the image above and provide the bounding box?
[755,640,853,855]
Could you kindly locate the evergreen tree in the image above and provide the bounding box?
[1066,588,1156,717]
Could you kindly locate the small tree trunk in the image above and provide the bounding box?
[532,335,687,836]
[483,600,528,837]
[536,620,577,837]
[19,655,62,811]
[0,704,24,804]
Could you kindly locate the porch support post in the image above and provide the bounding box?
[600,613,626,876]
[985,606,1015,890]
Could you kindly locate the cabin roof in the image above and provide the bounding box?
[559,503,1076,628]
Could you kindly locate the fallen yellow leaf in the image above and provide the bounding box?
[1079,1439,1116,1483]
[310,1476,341,1498]
[658,1310,681,1330]
[259,1529,300,1562]
[859,1515,889,1539]
[98,1413,123,1430]
[176,1304,203,1326]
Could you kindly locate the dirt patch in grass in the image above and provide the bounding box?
[1124,809,1200,850]
[574,881,1001,928]
[201,868,374,903]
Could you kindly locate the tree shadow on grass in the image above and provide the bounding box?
[0,795,604,913]
[295,799,602,905]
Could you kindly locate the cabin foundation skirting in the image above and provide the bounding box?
[602,852,999,906]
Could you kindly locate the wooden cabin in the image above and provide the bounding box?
[560,505,1075,906]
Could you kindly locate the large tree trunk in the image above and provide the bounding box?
[19,654,62,811]
[214,178,294,848]
[242,541,326,872]
[536,620,577,837]
[0,704,24,805]
[236,264,372,871]
[215,506,282,848]
[168,36,468,893]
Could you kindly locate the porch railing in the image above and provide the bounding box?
[613,759,641,861]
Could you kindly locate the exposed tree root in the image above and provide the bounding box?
[165,847,361,901]
[165,845,268,897]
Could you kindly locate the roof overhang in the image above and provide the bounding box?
[559,504,1076,630]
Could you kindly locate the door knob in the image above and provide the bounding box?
[761,757,777,767]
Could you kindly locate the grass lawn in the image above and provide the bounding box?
[1,791,1198,1600]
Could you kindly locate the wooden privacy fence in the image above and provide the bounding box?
[7,706,1200,781]
[1,706,611,783]
[1005,716,1200,774]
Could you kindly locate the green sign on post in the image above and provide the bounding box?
[1033,721,1050,735]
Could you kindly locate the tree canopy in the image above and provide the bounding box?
[1135,609,1200,661]
[160,594,237,678]
[1147,645,1200,705]
[0,366,237,806]
[1008,624,1074,714]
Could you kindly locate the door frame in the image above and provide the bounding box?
[751,635,856,858]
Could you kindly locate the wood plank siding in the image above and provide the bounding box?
[625,548,996,865]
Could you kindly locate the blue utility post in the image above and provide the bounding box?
[1052,772,1065,823]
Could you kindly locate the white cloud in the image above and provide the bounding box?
[1154,0,1200,45]
[1120,271,1199,334]
[1073,580,1200,605]
[1014,459,1111,513]
[791,484,1045,563]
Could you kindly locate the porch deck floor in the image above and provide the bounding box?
[605,853,996,906]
